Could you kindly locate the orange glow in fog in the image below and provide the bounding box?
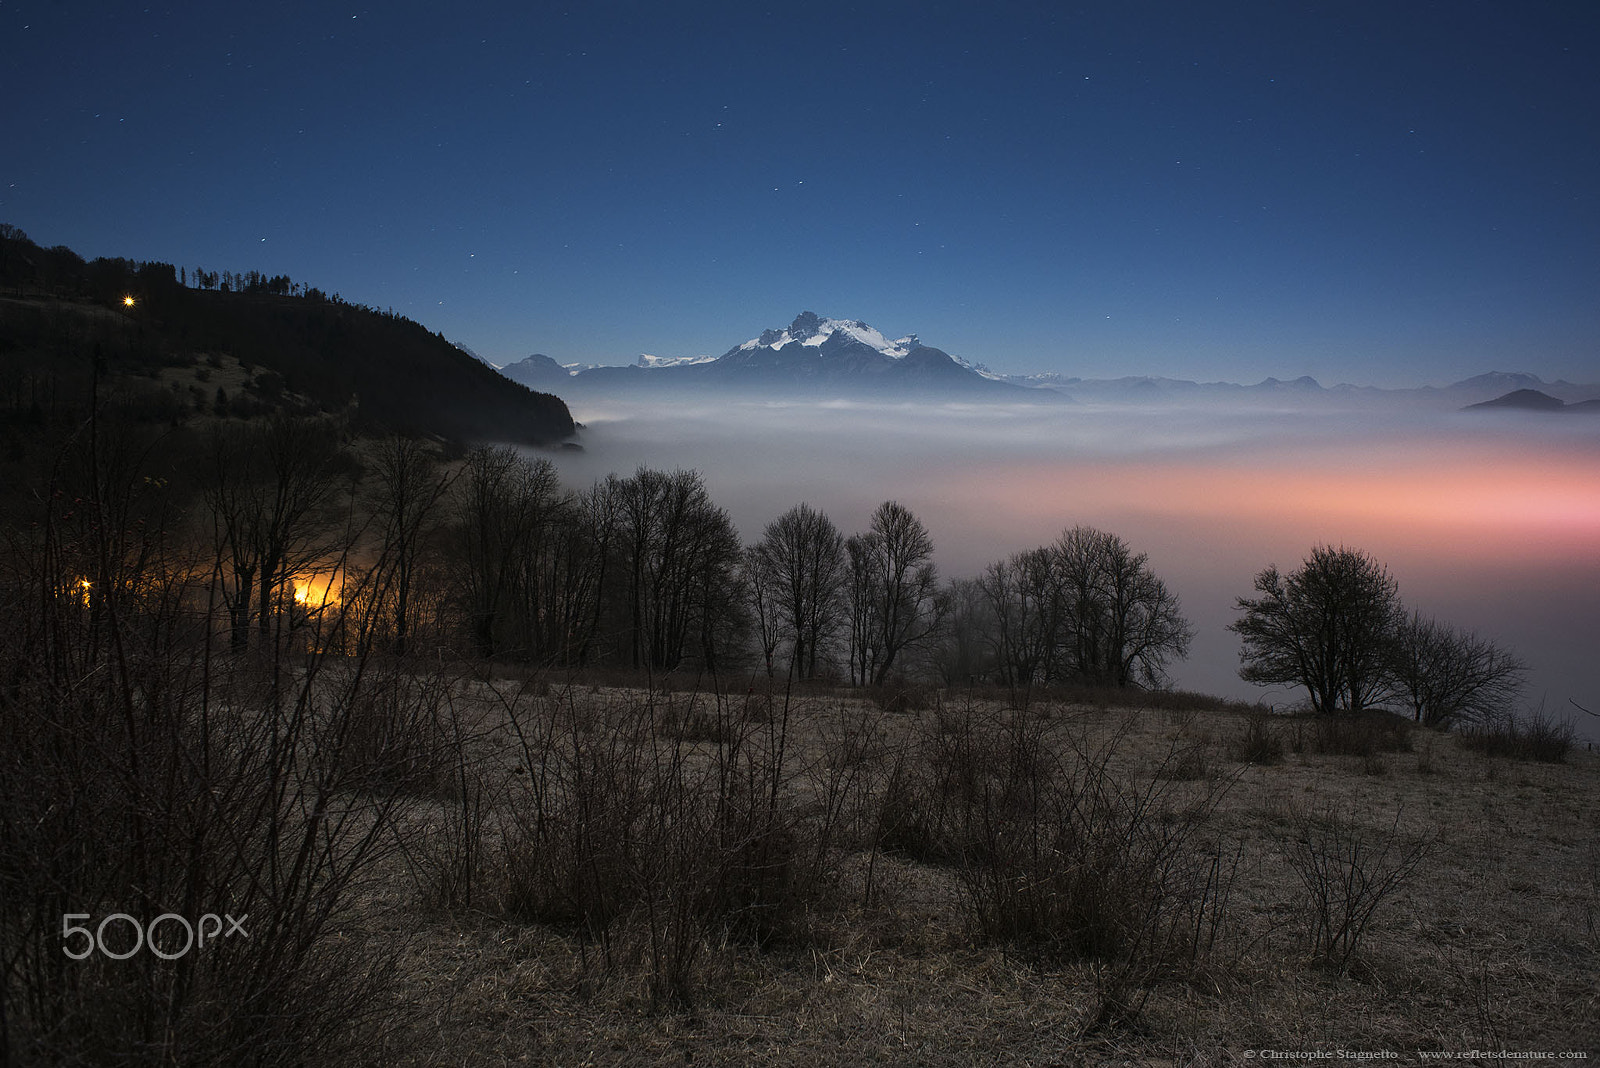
[956,445,1600,563]
[292,574,342,609]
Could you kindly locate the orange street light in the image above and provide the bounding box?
[122,295,136,308]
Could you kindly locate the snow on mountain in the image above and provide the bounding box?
[734,312,917,359]
[636,353,717,369]
[948,354,1014,382]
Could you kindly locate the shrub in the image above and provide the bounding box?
[1309,710,1413,757]
[1459,705,1574,763]
[1287,805,1431,974]
[890,707,1239,1027]
[494,686,844,1009]
[1232,709,1285,765]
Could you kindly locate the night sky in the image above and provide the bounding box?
[5,1,1597,385]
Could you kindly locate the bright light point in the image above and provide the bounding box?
[122,295,135,307]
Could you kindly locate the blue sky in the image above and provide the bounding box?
[4,1,1597,385]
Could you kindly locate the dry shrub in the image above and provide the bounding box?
[339,662,472,799]
[1158,738,1213,781]
[494,686,848,1009]
[1300,710,1414,757]
[1460,705,1574,763]
[874,701,1046,867]
[1286,805,1432,974]
[869,682,934,714]
[1231,708,1285,765]
[0,557,415,1065]
[879,705,1240,1029]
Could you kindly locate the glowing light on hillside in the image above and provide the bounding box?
[122,295,135,307]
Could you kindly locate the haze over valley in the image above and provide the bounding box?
[5,2,1599,1060]
[535,319,1600,733]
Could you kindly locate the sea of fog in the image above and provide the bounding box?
[541,396,1600,742]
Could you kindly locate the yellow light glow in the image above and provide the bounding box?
[122,295,136,308]
[292,575,342,608]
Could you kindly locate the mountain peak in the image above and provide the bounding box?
[736,313,917,359]
[1450,371,1545,391]
[1463,388,1566,412]
[789,311,823,337]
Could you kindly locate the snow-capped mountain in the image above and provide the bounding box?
[691,311,1024,395]
[728,312,917,359]
[635,353,717,369]
[496,320,1600,410]
[507,312,1034,399]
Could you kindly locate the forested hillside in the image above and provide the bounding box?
[0,226,575,450]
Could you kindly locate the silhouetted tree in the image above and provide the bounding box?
[746,502,846,679]
[202,416,345,651]
[1052,526,1192,688]
[977,546,1064,687]
[847,501,946,686]
[1389,611,1526,728]
[1230,545,1403,715]
[452,446,562,658]
[933,576,994,685]
[602,468,744,672]
[367,434,453,656]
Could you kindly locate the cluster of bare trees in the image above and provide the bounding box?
[941,526,1194,689]
[744,508,1196,690]
[358,446,745,672]
[184,429,1528,725]
[1230,545,1526,726]
[370,450,1197,688]
[43,413,1197,691]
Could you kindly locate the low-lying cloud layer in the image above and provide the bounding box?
[547,396,1600,736]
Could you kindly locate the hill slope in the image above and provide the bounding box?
[0,228,575,446]
[1462,388,1600,413]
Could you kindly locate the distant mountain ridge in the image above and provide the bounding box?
[500,318,1599,409]
[501,312,1030,399]
[1463,388,1600,413]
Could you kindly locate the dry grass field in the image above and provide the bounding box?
[333,677,1599,1066]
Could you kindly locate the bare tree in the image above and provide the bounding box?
[746,502,846,680]
[1389,611,1526,728]
[933,576,995,685]
[202,416,344,652]
[745,543,784,677]
[608,468,744,672]
[1230,545,1403,715]
[976,547,1063,687]
[366,434,452,656]
[454,446,536,658]
[1049,526,1193,688]
[847,501,947,686]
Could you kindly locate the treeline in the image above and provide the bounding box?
[11,403,1533,730]
[3,409,1195,695]
[5,222,335,308]
[369,442,1203,689]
